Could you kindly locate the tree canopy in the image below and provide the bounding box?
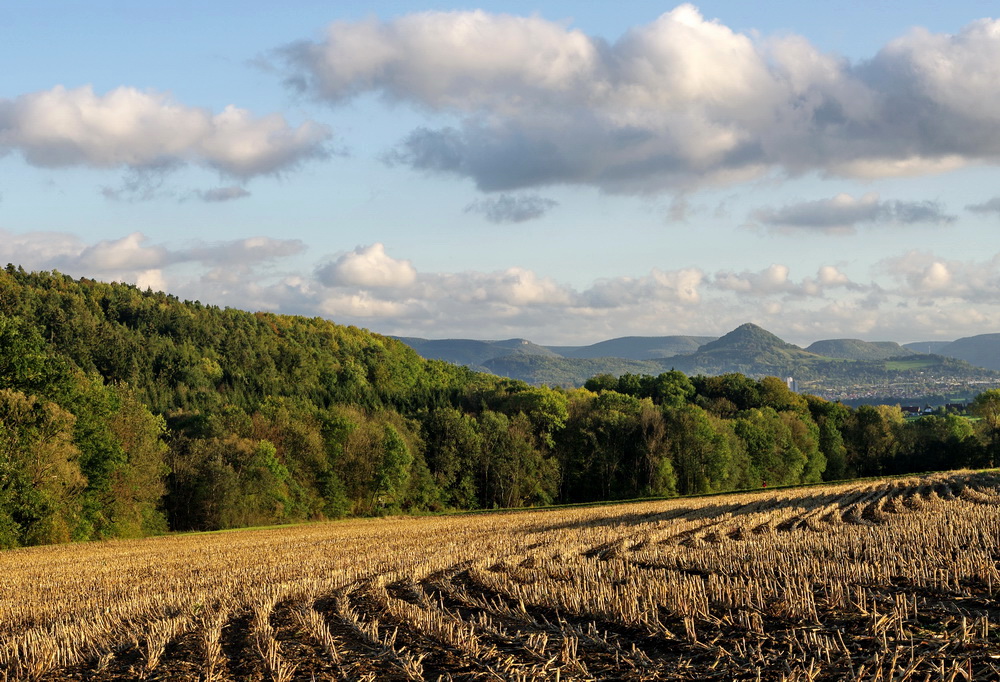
[0,266,990,548]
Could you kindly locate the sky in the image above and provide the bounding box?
[3,1,1000,346]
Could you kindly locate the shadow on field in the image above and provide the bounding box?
[527,487,886,534]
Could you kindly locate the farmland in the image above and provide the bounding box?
[3,472,1000,681]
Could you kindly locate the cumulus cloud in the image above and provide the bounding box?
[0,230,307,293]
[0,85,331,180]
[880,250,1000,302]
[584,268,704,308]
[438,267,572,306]
[713,264,796,295]
[464,193,558,223]
[280,7,1000,192]
[711,264,862,298]
[75,232,169,270]
[750,192,955,233]
[315,243,417,288]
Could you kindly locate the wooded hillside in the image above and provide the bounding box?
[1,266,997,548]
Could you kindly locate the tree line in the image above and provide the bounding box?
[1,266,998,548]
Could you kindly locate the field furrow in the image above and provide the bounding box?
[5,470,1000,681]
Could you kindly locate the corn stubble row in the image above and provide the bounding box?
[3,471,1000,681]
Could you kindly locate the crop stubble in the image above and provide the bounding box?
[3,471,1000,680]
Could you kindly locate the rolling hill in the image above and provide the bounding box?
[392,336,558,368]
[921,333,1000,371]
[545,335,715,360]
[667,323,828,377]
[806,339,916,361]
[396,322,1000,401]
[903,341,953,355]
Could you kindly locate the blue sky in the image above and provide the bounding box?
[3,1,1000,345]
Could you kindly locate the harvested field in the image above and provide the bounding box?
[3,470,1000,681]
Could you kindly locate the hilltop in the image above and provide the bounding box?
[668,323,822,376]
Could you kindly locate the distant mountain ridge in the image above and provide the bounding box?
[392,337,558,369]
[547,335,715,360]
[807,339,916,361]
[905,333,1000,371]
[394,324,1000,401]
[392,334,721,368]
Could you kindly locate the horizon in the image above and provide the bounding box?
[391,322,976,349]
[4,2,1000,345]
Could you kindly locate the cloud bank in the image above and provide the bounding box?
[282,7,1000,193]
[6,231,1000,344]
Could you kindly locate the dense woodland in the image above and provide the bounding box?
[1,266,998,549]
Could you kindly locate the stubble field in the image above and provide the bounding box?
[3,471,1000,681]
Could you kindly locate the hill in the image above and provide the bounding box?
[415,323,1000,402]
[482,354,667,387]
[546,335,715,360]
[933,333,1000,371]
[904,341,953,355]
[2,267,998,552]
[0,266,487,546]
[668,323,826,377]
[806,339,916,361]
[393,336,558,368]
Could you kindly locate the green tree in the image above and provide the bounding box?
[734,407,808,487]
[422,407,481,508]
[806,396,850,481]
[0,389,85,547]
[900,414,977,472]
[104,386,169,537]
[843,405,903,477]
[665,405,733,494]
[971,389,1000,467]
[478,411,557,508]
[373,424,413,512]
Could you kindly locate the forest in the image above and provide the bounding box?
[1,265,998,549]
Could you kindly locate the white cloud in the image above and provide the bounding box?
[445,267,572,306]
[0,85,331,180]
[315,243,417,288]
[0,230,307,296]
[318,291,413,318]
[284,11,599,110]
[712,264,794,295]
[584,268,704,307]
[75,232,168,270]
[817,265,850,286]
[281,8,1000,193]
[711,264,864,299]
[880,250,1000,301]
